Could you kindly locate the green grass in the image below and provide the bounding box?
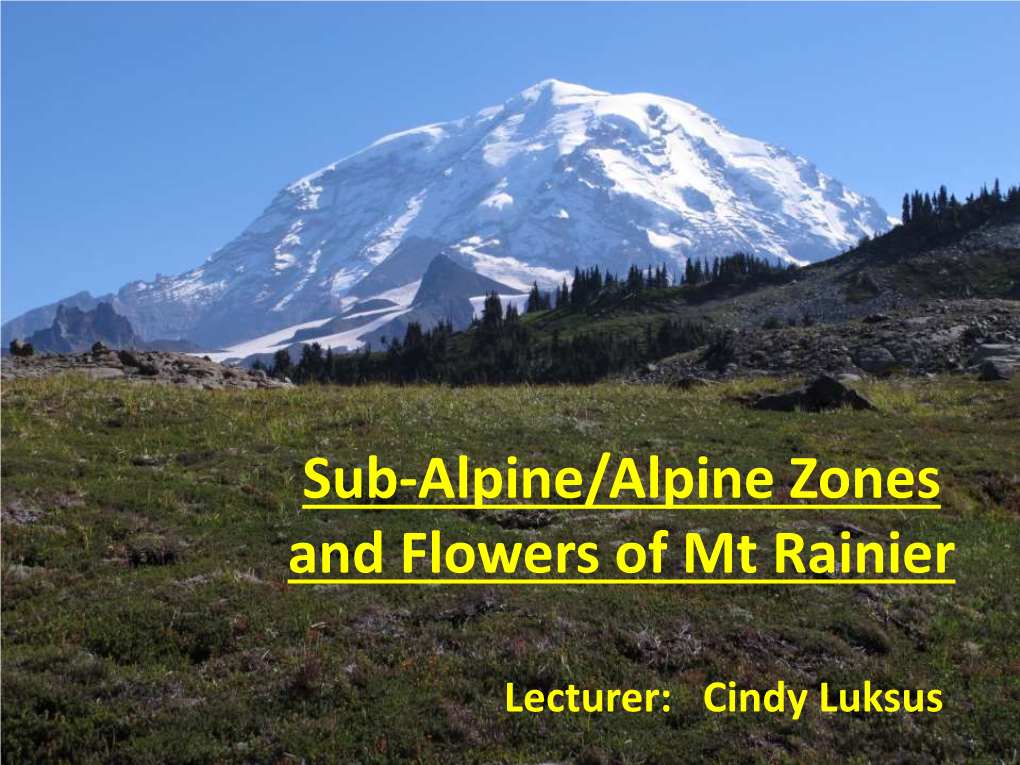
[2,375,1019,763]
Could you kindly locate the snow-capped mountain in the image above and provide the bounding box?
[3,79,889,354]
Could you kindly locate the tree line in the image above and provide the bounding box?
[681,251,794,286]
[522,252,793,315]
[525,263,674,314]
[262,291,710,385]
[900,179,1018,228]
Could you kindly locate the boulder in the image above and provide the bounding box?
[750,376,876,413]
[91,341,108,353]
[854,346,897,375]
[137,360,161,376]
[969,343,1020,365]
[117,349,141,367]
[748,389,801,412]
[9,339,34,357]
[113,349,158,375]
[978,360,1013,381]
[830,522,869,538]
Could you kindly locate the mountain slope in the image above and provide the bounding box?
[288,189,1014,385]
[3,79,889,349]
[201,254,523,363]
[359,254,523,348]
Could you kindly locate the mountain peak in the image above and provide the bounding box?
[413,254,519,308]
[517,79,608,103]
[26,301,137,353]
[3,81,890,351]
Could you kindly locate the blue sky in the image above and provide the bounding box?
[2,2,1018,322]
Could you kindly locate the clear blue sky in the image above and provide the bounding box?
[3,2,1018,322]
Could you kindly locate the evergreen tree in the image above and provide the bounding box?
[270,348,293,379]
[480,293,503,333]
[526,282,545,313]
[684,258,695,284]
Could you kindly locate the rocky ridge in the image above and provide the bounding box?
[1,347,293,390]
[27,302,137,354]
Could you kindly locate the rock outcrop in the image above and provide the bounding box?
[1,348,292,390]
[746,376,876,412]
[25,302,137,354]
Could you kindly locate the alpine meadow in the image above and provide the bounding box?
[3,4,1020,763]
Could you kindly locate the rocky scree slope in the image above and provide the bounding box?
[635,299,1020,383]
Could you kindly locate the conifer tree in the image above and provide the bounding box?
[271,348,293,379]
[526,282,544,313]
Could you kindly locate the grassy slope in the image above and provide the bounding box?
[2,375,1019,763]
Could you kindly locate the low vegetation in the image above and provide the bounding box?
[3,374,1018,763]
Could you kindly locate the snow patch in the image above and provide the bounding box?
[469,293,531,319]
[453,237,569,291]
[480,186,514,211]
[203,316,333,363]
[646,229,685,253]
[363,190,426,264]
[377,280,422,306]
[273,221,304,272]
[272,249,322,312]
[329,269,358,296]
[301,307,412,352]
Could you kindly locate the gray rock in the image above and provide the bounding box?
[749,376,876,413]
[117,349,141,368]
[978,360,1013,381]
[2,349,293,390]
[830,522,869,538]
[969,343,1020,365]
[854,346,897,375]
[136,359,161,376]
